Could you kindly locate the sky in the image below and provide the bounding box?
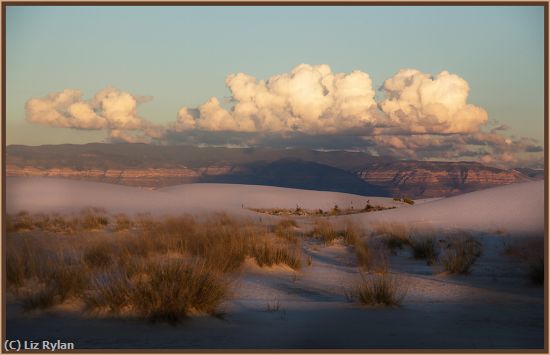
[5,5,545,168]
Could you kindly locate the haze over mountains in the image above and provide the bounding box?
[6,143,544,198]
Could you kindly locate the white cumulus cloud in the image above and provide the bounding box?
[173,64,378,134]
[379,69,488,134]
[25,87,164,142]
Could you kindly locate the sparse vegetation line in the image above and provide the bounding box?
[249,203,397,217]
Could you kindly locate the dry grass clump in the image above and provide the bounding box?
[113,214,133,232]
[356,273,407,306]
[310,219,340,245]
[354,239,372,270]
[251,241,302,270]
[274,219,300,244]
[371,222,411,253]
[309,219,365,247]
[22,261,89,311]
[85,259,228,322]
[79,207,110,230]
[440,233,481,274]
[340,222,362,246]
[6,239,44,290]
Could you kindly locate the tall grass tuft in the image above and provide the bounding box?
[310,219,340,245]
[356,273,407,306]
[274,219,300,244]
[251,242,302,270]
[131,259,228,322]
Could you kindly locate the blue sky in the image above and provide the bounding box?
[5,5,545,167]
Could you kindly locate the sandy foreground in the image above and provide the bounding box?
[5,177,545,349]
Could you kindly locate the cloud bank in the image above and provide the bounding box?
[24,64,543,168]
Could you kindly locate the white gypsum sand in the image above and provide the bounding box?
[5,176,544,349]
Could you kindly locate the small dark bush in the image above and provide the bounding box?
[410,237,438,265]
[403,197,414,205]
[440,235,481,274]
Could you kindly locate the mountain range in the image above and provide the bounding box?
[6,143,544,198]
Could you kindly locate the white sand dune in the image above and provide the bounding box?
[345,180,544,236]
[6,177,400,216]
[6,177,544,235]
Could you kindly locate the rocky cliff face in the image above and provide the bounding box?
[355,161,531,198]
[6,165,234,187]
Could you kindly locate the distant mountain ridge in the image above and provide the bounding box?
[6,143,543,198]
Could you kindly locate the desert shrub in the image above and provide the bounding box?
[403,197,415,205]
[356,273,407,306]
[410,237,438,265]
[440,234,481,274]
[393,197,401,202]
[310,219,340,245]
[113,214,133,232]
[251,242,301,270]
